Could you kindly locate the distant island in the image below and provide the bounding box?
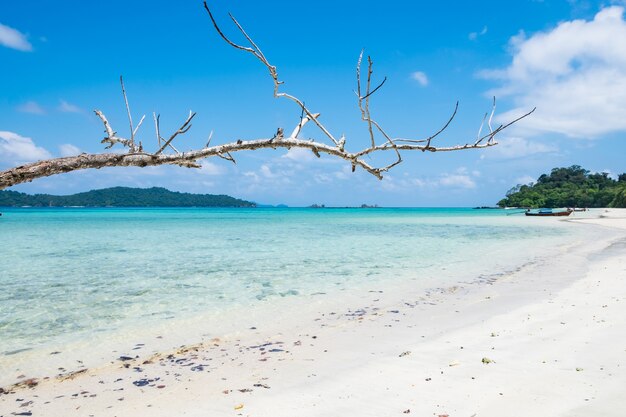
[308,204,380,208]
[0,187,256,208]
[498,165,626,208]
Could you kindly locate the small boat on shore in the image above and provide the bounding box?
[525,208,573,217]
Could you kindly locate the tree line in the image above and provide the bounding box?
[0,187,256,208]
[498,166,626,208]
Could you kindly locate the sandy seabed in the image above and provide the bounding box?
[1,209,625,417]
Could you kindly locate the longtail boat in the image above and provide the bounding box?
[525,208,573,217]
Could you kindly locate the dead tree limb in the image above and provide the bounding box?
[0,2,535,190]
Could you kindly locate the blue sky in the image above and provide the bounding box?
[1,0,625,206]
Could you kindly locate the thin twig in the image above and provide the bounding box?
[394,101,459,145]
[120,76,135,147]
[475,112,488,145]
[362,76,387,101]
[133,114,145,139]
[153,113,161,147]
[155,111,196,155]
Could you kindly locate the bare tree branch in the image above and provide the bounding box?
[0,2,535,190]
[95,110,133,150]
[153,112,162,148]
[476,111,488,144]
[205,130,214,148]
[202,1,339,146]
[133,115,146,140]
[290,113,320,139]
[119,76,145,152]
[354,53,402,172]
[155,111,196,155]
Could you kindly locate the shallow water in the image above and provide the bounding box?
[0,207,591,384]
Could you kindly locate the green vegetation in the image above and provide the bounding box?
[0,187,256,208]
[498,166,626,208]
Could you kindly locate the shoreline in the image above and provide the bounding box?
[0,208,583,387]
[1,210,625,416]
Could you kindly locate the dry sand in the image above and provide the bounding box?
[1,209,625,417]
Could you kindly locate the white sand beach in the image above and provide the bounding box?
[1,210,625,417]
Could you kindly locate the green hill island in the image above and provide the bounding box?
[498,165,626,208]
[0,187,256,208]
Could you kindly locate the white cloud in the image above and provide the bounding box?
[410,71,429,86]
[241,163,293,190]
[469,26,488,40]
[481,136,557,159]
[311,167,351,184]
[0,131,51,164]
[436,168,479,189]
[280,147,341,168]
[243,171,260,183]
[334,166,351,180]
[314,173,332,184]
[17,101,45,115]
[281,147,316,163]
[0,23,32,51]
[198,161,225,176]
[58,100,83,113]
[59,144,81,156]
[483,6,626,138]
[515,175,536,185]
[385,167,478,191]
[260,164,276,178]
[598,168,618,180]
[438,173,476,189]
[411,178,427,188]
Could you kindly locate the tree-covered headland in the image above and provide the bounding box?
[498,166,626,208]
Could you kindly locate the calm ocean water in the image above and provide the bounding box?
[0,207,589,384]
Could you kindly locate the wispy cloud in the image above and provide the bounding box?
[469,25,488,41]
[280,147,341,167]
[0,131,51,164]
[438,173,476,189]
[58,100,83,113]
[598,168,618,180]
[481,6,626,138]
[515,175,536,185]
[59,144,81,157]
[281,147,317,163]
[17,101,45,115]
[382,167,479,191]
[435,167,479,189]
[198,161,225,176]
[0,22,32,52]
[481,137,557,159]
[410,71,429,86]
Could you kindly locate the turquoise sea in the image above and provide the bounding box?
[0,207,594,385]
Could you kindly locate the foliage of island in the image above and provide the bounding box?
[0,187,256,208]
[498,166,626,208]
